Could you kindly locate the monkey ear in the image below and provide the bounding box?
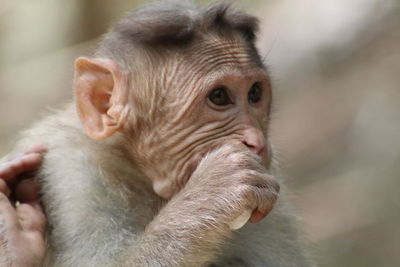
[74,57,129,139]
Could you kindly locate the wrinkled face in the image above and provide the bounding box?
[127,35,272,198]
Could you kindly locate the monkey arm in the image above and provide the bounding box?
[114,188,232,266]
[113,144,280,267]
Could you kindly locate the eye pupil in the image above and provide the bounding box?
[208,88,231,106]
[248,83,262,103]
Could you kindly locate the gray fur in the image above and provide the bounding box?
[12,1,313,266]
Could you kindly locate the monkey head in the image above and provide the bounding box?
[72,3,272,199]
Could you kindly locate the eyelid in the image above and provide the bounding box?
[250,82,262,90]
[206,99,233,111]
[206,86,235,110]
[247,82,265,104]
[209,86,235,103]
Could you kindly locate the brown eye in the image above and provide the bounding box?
[208,87,231,106]
[248,83,262,103]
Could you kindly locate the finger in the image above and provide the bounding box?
[0,192,19,231]
[249,187,278,224]
[23,143,47,155]
[0,179,11,197]
[249,179,279,224]
[249,209,268,223]
[16,203,46,234]
[31,201,45,213]
[0,153,43,182]
[25,231,47,263]
[1,143,46,162]
[249,191,274,224]
[15,179,40,203]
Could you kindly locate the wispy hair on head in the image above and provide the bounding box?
[107,0,259,47]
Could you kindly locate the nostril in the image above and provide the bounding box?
[242,140,252,148]
[242,140,264,156]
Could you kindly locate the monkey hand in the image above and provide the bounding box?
[185,143,280,230]
[0,143,47,267]
[0,143,46,203]
[137,143,279,265]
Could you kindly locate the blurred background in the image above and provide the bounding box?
[0,0,399,266]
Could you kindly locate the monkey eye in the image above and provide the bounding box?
[248,83,262,103]
[208,87,232,106]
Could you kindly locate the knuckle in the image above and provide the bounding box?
[233,185,256,208]
[17,203,31,211]
[263,186,279,203]
[251,189,278,214]
[249,176,280,201]
[237,169,266,185]
[18,206,46,232]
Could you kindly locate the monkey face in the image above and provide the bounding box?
[125,36,273,199]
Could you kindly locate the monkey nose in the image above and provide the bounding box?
[241,128,265,156]
[242,140,265,156]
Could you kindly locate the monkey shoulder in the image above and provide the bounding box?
[17,106,158,265]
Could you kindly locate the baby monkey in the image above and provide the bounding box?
[1,1,312,266]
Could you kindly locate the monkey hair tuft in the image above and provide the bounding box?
[109,0,259,46]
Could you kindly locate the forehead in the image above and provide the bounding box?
[183,35,264,73]
[160,35,267,93]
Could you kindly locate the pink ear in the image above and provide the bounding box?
[74,57,129,139]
